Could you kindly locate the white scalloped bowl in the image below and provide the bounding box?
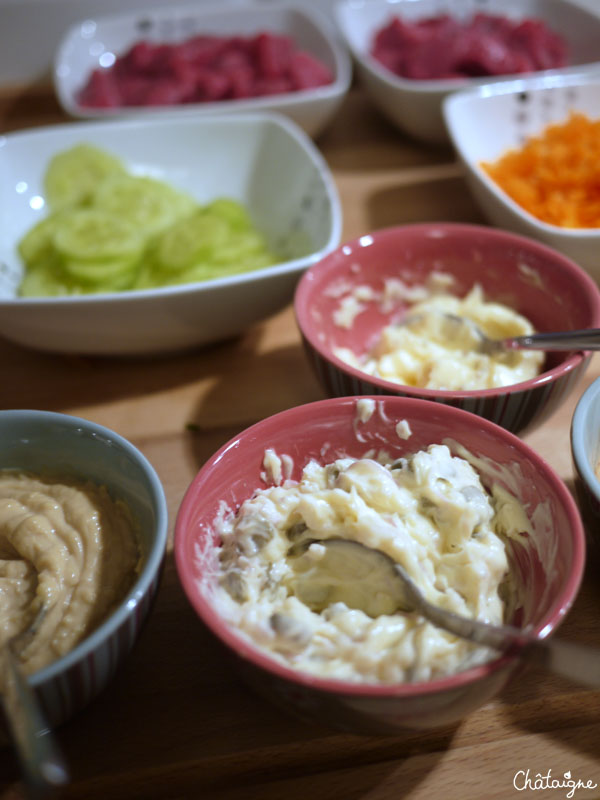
[53,2,352,138]
[0,112,342,356]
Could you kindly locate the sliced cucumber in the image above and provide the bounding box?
[92,174,196,236]
[18,143,279,297]
[44,143,126,211]
[153,213,230,272]
[238,252,278,272]
[53,209,144,263]
[19,261,75,297]
[62,254,141,285]
[167,252,274,286]
[167,262,230,285]
[130,264,159,291]
[202,198,253,232]
[209,230,272,265]
[17,213,62,266]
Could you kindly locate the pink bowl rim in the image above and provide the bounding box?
[294,222,600,400]
[174,395,586,699]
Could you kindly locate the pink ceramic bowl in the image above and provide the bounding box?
[174,395,584,734]
[294,223,600,435]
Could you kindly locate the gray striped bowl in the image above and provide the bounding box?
[295,223,600,435]
[571,377,600,555]
[0,410,168,735]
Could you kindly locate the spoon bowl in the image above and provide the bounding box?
[294,537,600,690]
[287,536,411,616]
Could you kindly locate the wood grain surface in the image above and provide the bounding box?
[1,84,599,800]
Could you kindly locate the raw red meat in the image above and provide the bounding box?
[77,69,121,108]
[370,12,569,81]
[290,51,333,90]
[77,30,333,109]
[255,32,294,79]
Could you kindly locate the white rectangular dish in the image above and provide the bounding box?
[53,1,352,137]
[0,112,342,355]
[335,0,600,144]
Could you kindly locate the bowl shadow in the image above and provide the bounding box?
[498,538,600,764]
[317,88,454,172]
[0,79,67,134]
[0,328,272,412]
[185,339,325,471]
[365,178,487,231]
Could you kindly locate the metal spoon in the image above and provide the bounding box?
[1,607,70,797]
[289,538,600,689]
[403,311,600,355]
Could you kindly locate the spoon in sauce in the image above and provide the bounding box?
[1,607,70,797]
[403,311,600,355]
[289,538,600,689]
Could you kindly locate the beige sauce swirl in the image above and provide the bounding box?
[0,471,140,682]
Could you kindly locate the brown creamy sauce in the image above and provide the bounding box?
[0,470,140,682]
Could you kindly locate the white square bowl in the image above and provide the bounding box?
[335,0,600,144]
[443,71,600,283]
[0,112,342,356]
[53,1,352,138]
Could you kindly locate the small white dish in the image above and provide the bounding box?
[53,1,352,138]
[0,112,342,356]
[443,71,600,283]
[335,0,600,144]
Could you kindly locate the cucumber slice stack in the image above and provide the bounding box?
[136,201,277,289]
[18,143,279,297]
[44,144,127,211]
[91,174,197,236]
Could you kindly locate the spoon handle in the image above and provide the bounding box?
[2,648,70,797]
[413,590,600,690]
[523,637,600,689]
[508,328,600,351]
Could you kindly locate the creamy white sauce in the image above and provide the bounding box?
[396,419,412,440]
[334,284,544,391]
[214,444,521,684]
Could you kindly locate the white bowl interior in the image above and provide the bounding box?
[0,113,337,299]
[54,2,350,122]
[0,113,341,355]
[445,73,600,164]
[443,73,600,261]
[335,0,600,144]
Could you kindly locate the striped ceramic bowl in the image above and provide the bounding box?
[174,395,585,733]
[0,410,168,735]
[295,223,600,435]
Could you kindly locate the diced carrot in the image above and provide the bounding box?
[481,113,600,228]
